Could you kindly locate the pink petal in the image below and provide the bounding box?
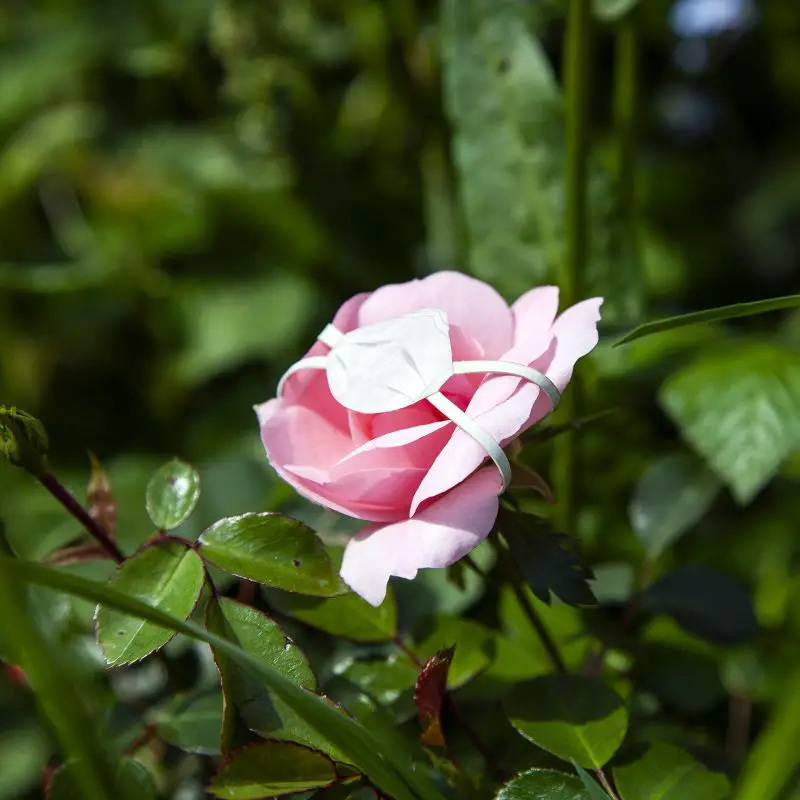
[339,468,502,606]
[282,292,370,404]
[357,271,514,359]
[409,297,603,514]
[285,464,426,521]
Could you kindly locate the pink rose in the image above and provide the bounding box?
[256,271,602,606]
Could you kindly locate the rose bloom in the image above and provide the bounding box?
[256,272,602,606]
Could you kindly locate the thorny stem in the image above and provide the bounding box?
[491,539,567,674]
[488,542,619,796]
[39,471,125,563]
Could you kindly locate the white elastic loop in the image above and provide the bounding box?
[427,391,512,490]
[277,356,329,397]
[454,360,561,411]
[318,323,345,348]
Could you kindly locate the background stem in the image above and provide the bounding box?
[555,0,593,534]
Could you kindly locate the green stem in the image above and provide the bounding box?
[555,0,593,534]
[0,556,117,799]
[491,538,567,674]
[614,9,638,226]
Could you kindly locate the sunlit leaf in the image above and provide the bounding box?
[269,587,397,642]
[495,769,591,799]
[145,458,201,530]
[613,741,730,800]
[660,343,800,503]
[96,539,205,665]
[199,513,343,596]
[506,675,628,768]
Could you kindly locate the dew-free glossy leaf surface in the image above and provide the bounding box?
[200,513,341,595]
[613,742,730,800]
[660,344,800,503]
[153,690,224,755]
[629,453,721,558]
[205,597,349,762]
[270,586,397,642]
[209,742,336,798]
[96,539,205,665]
[506,675,628,768]
[496,769,591,799]
[145,458,201,530]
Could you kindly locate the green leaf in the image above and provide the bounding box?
[337,654,419,707]
[441,0,642,320]
[152,690,224,755]
[208,742,336,798]
[145,458,201,530]
[11,557,446,800]
[269,587,397,642]
[500,513,596,606]
[199,513,343,596]
[616,294,800,346]
[642,566,759,645]
[506,675,628,768]
[629,453,721,558]
[415,615,495,689]
[736,665,800,800]
[659,344,800,503]
[572,765,613,800]
[96,540,205,665]
[206,597,349,762]
[495,768,591,799]
[48,759,157,800]
[613,741,730,800]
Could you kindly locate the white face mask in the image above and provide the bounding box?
[277,308,560,491]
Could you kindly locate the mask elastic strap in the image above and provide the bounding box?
[276,323,561,491]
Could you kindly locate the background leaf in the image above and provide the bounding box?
[269,587,397,643]
[208,741,336,799]
[199,513,342,596]
[145,458,201,531]
[642,566,760,645]
[506,675,628,768]
[613,741,730,800]
[152,690,224,755]
[660,344,800,503]
[96,539,205,665]
[628,453,721,558]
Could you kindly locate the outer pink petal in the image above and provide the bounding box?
[409,297,603,513]
[357,271,514,359]
[339,468,502,606]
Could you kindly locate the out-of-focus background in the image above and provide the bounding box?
[1,0,799,797]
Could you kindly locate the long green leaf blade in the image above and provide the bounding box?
[6,557,447,800]
[615,294,800,345]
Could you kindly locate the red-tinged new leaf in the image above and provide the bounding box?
[87,453,117,540]
[45,543,110,567]
[414,646,455,748]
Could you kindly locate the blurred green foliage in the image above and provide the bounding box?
[2,0,800,798]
